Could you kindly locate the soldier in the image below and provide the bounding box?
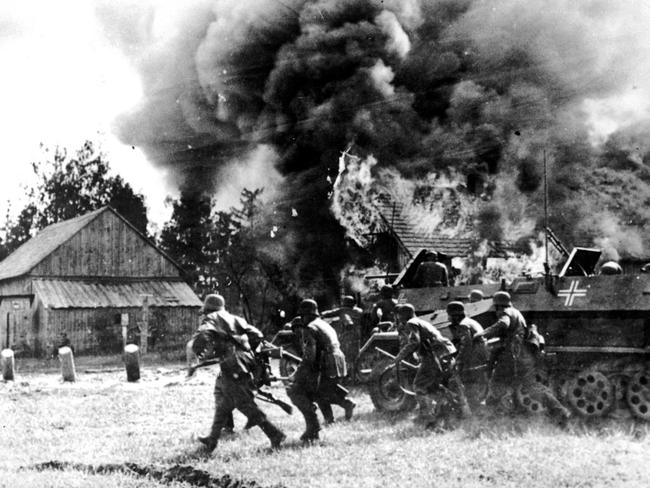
[475,291,570,426]
[370,284,398,332]
[446,301,489,410]
[411,251,449,287]
[393,304,471,427]
[192,294,285,452]
[320,295,363,422]
[287,299,356,443]
[321,295,362,328]
[468,289,485,303]
[599,261,622,275]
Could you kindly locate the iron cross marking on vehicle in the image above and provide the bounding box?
[558,280,588,306]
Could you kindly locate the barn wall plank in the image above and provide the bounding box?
[30,209,182,278]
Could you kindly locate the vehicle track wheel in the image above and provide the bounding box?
[626,370,650,421]
[368,359,416,413]
[515,370,550,414]
[566,370,613,417]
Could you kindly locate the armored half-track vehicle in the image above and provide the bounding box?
[364,247,650,421]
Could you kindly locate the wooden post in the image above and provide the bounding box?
[140,295,150,355]
[124,343,141,382]
[58,346,76,382]
[1,349,15,381]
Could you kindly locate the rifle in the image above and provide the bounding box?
[187,358,219,377]
[256,389,293,415]
[261,341,350,395]
[375,347,418,370]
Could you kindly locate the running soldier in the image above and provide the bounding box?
[191,294,285,452]
[446,301,489,410]
[393,304,471,427]
[287,299,356,443]
[475,291,570,426]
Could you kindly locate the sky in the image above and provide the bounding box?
[0,0,175,231]
[1,0,649,238]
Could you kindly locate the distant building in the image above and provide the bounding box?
[370,196,511,275]
[0,207,201,357]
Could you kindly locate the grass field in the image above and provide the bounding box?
[1,355,649,488]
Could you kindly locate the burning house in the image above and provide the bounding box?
[0,207,201,357]
[104,1,650,298]
[370,196,518,275]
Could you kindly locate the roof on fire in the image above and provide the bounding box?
[374,197,512,258]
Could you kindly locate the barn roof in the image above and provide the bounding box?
[0,206,183,281]
[0,208,106,281]
[32,279,202,308]
[374,197,513,258]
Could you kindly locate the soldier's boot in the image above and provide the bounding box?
[343,399,356,421]
[197,433,219,453]
[455,394,472,420]
[317,400,335,425]
[415,394,437,424]
[199,409,229,452]
[222,412,236,436]
[299,414,321,444]
[258,420,286,449]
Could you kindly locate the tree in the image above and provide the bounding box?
[159,193,216,292]
[160,188,296,331]
[1,141,148,256]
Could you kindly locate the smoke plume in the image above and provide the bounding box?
[101,0,650,292]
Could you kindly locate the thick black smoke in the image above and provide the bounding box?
[102,0,650,291]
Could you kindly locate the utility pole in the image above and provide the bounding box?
[543,150,551,282]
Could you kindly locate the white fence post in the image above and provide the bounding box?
[1,349,14,381]
[58,346,76,382]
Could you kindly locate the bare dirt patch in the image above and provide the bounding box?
[29,460,287,488]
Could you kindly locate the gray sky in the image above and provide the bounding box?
[0,0,174,229]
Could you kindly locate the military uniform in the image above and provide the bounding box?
[481,302,569,422]
[395,313,470,424]
[371,297,398,329]
[412,261,449,287]
[320,300,362,421]
[193,299,285,451]
[322,300,362,373]
[287,304,355,441]
[449,315,489,409]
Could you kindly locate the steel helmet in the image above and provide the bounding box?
[600,261,622,275]
[469,289,484,302]
[298,299,319,316]
[396,303,415,318]
[342,295,356,307]
[202,294,225,313]
[492,291,512,307]
[446,301,465,315]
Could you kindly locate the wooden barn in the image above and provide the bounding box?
[0,207,202,357]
